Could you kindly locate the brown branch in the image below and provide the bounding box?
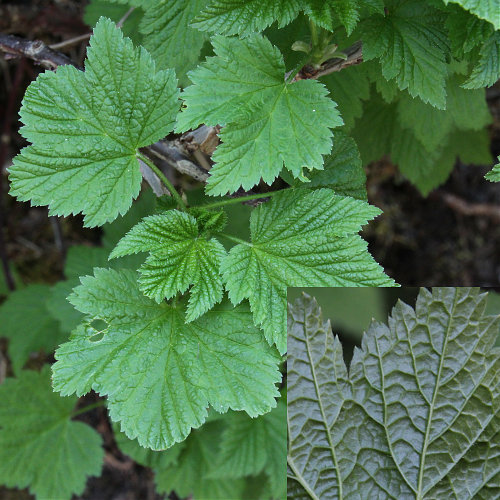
[0,32,82,70]
[438,191,500,221]
[293,40,363,81]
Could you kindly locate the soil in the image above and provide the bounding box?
[0,1,500,499]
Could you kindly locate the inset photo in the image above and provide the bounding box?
[287,287,500,499]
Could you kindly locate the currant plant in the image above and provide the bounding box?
[1,0,499,497]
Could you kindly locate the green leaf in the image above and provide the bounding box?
[192,0,302,36]
[176,34,341,195]
[322,64,370,130]
[47,279,84,334]
[445,5,494,58]
[47,242,146,334]
[398,72,491,153]
[154,420,245,499]
[485,156,500,181]
[303,133,367,200]
[287,288,500,499]
[443,0,500,30]
[209,400,287,498]
[221,188,395,354]
[463,30,500,89]
[9,17,180,227]
[110,211,226,321]
[137,0,210,74]
[353,91,492,195]
[0,284,67,373]
[287,287,386,338]
[0,366,104,499]
[397,92,454,152]
[193,0,383,36]
[52,268,281,450]
[102,188,156,249]
[359,0,449,108]
[303,0,384,34]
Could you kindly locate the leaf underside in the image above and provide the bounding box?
[287,288,500,499]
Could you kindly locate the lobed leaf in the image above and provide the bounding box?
[221,188,395,354]
[359,0,449,108]
[287,288,500,499]
[0,367,104,500]
[110,211,226,321]
[463,30,500,89]
[52,268,281,450]
[0,285,67,373]
[176,34,341,195]
[9,17,180,226]
[154,420,246,499]
[209,400,287,498]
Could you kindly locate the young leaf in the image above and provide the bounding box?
[209,400,287,498]
[193,0,383,36]
[463,30,500,89]
[359,0,449,108]
[0,366,104,500]
[0,284,67,373]
[176,34,341,195]
[110,211,226,321]
[52,268,281,450]
[287,289,500,499]
[9,17,180,227]
[154,420,246,499]
[443,0,500,30]
[303,0,384,34]
[221,188,396,354]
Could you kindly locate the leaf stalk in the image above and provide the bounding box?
[137,152,187,211]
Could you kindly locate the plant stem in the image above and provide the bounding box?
[219,233,252,246]
[200,189,286,209]
[137,152,187,211]
[309,19,319,47]
[71,400,107,418]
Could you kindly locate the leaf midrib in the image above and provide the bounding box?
[302,306,344,499]
[416,291,459,498]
